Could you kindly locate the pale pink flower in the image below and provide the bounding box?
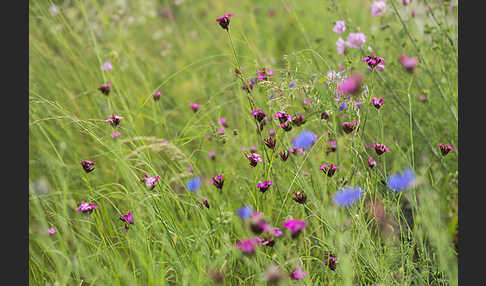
[48,227,56,235]
[336,37,346,54]
[345,33,366,49]
[333,20,346,34]
[371,1,387,16]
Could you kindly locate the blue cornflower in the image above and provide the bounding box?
[289,80,296,88]
[186,177,202,192]
[292,130,317,149]
[334,187,363,207]
[387,168,415,192]
[236,206,253,219]
[339,101,347,111]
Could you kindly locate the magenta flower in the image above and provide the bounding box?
[399,54,419,73]
[141,174,160,190]
[189,102,201,112]
[249,212,269,234]
[101,62,113,71]
[333,20,346,34]
[274,111,292,124]
[345,33,366,49]
[197,198,210,209]
[247,153,263,167]
[341,120,359,134]
[235,237,261,254]
[292,267,308,280]
[216,13,232,30]
[371,1,387,16]
[207,150,216,160]
[218,117,228,128]
[362,53,385,70]
[403,0,410,5]
[323,254,338,271]
[336,37,346,54]
[269,129,276,136]
[250,146,258,152]
[337,74,363,95]
[80,160,96,173]
[104,113,123,128]
[110,131,121,138]
[120,211,134,230]
[292,190,307,204]
[98,82,112,95]
[217,127,225,136]
[292,113,306,126]
[279,150,289,161]
[47,227,56,235]
[212,174,224,189]
[320,163,339,177]
[153,91,162,101]
[264,137,276,150]
[257,181,273,193]
[252,109,266,123]
[373,142,390,155]
[370,97,384,109]
[256,68,274,81]
[283,219,306,238]
[438,143,454,156]
[76,201,99,213]
[368,157,377,168]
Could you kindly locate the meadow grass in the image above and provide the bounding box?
[29,0,457,285]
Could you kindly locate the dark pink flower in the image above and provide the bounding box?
[264,137,277,150]
[292,190,307,204]
[292,267,308,280]
[399,54,419,73]
[373,142,390,155]
[320,163,339,177]
[216,13,232,30]
[283,219,306,238]
[120,211,134,230]
[341,120,359,134]
[98,82,112,95]
[257,181,273,193]
[247,153,263,167]
[337,74,363,95]
[368,157,377,168]
[438,143,454,156]
[235,237,261,254]
[80,160,96,173]
[279,150,289,161]
[189,102,201,112]
[141,174,160,190]
[110,131,121,138]
[104,113,123,128]
[153,91,162,101]
[76,201,99,213]
[370,97,384,109]
[218,117,228,128]
[362,53,385,70]
[48,227,56,235]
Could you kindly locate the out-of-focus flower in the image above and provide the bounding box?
[283,219,306,238]
[264,265,285,284]
[399,54,419,73]
[334,187,363,206]
[339,101,347,111]
[371,1,387,16]
[153,91,162,101]
[292,113,306,126]
[216,13,232,30]
[208,150,216,160]
[387,168,415,191]
[98,82,112,95]
[380,24,389,30]
[49,5,59,16]
[236,237,261,254]
[101,62,112,71]
[269,129,276,136]
[279,150,289,161]
[336,37,346,54]
[236,206,253,219]
[110,131,121,138]
[326,140,337,154]
[403,0,410,5]
[323,254,338,271]
[292,267,308,280]
[208,269,224,284]
[218,117,228,128]
[197,198,210,209]
[76,201,99,213]
[141,174,159,190]
[80,160,96,173]
[289,80,296,88]
[438,143,454,156]
[186,177,202,192]
[337,74,363,95]
[333,20,346,34]
[341,120,359,134]
[321,110,330,120]
[48,227,56,235]
[345,33,366,49]
[292,130,317,149]
[189,102,201,112]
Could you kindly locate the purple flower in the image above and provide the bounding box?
[104,113,123,128]
[279,150,289,161]
[110,131,121,138]
[264,137,277,150]
[216,13,232,30]
[371,1,387,16]
[252,109,266,122]
[257,181,273,193]
[387,168,415,191]
[345,33,366,49]
[380,24,389,30]
[334,187,363,206]
[341,120,359,134]
[101,62,113,71]
[336,37,346,54]
[235,237,261,254]
[236,206,253,219]
[339,101,347,111]
[403,0,410,5]
[337,74,363,95]
[373,142,390,155]
[320,163,339,177]
[362,53,385,70]
[292,130,317,149]
[370,97,384,109]
[256,68,274,81]
[247,153,263,167]
[292,267,308,280]
[207,150,216,160]
[283,219,306,238]
[80,160,96,173]
[212,174,224,189]
[120,211,134,225]
[218,117,228,128]
[333,20,346,34]
[292,190,307,204]
[189,102,201,112]
[250,146,258,152]
[186,177,202,192]
[217,127,225,136]
[399,54,419,73]
[289,80,296,88]
[368,157,377,168]
[323,254,338,271]
[438,143,454,156]
[48,227,56,235]
[76,201,99,213]
[141,174,159,190]
[268,129,276,136]
[153,91,162,101]
[98,82,112,95]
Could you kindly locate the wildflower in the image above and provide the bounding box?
[283,219,306,238]
[411,10,416,17]
[279,150,289,161]
[104,113,123,128]
[399,54,419,73]
[247,153,263,167]
[264,137,277,150]
[236,237,261,254]
[98,82,112,95]
[256,68,275,81]
[197,198,210,209]
[362,53,385,70]
[368,157,377,168]
[48,227,56,235]
[336,37,346,54]
[217,127,225,136]
[320,164,339,177]
[345,33,366,49]
[339,101,347,111]
[334,187,363,206]
[403,0,410,5]
[303,98,311,105]
[289,81,296,88]
[292,267,308,280]
[186,177,202,192]
[292,113,306,126]
[216,13,232,30]
[326,140,337,154]
[337,74,363,95]
[417,94,428,103]
[292,190,307,204]
[80,160,96,173]
[272,228,283,237]
[120,211,134,230]
[321,110,330,120]
[249,212,269,234]
[49,5,59,16]
[205,135,212,140]
[380,24,389,30]
[242,80,255,93]
[189,102,201,112]
[279,120,293,131]
[370,97,384,109]
[292,130,317,149]
[323,254,338,271]
[274,111,291,124]
[212,174,224,189]
[257,181,273,193]
[371,1,387,16]
[250,146,258,152]
[141,174,159,190]
[236,206,253,219]
[373,142,390,155]
[110,131,121,138]
[333,20,346,34]
[264,265,285,284]
[101,62,113,71]
[387,168,415,191]
[207,150,216,160]
[218,117,228,128]
[153,91,162,101]
[438,143,454,156]
[341,120,359,134]
[269,129,276,136]
[76,201,99,213]
[261,235,276,247]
